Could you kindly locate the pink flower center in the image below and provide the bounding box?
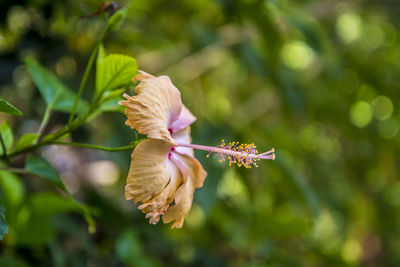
[168,146,176,159]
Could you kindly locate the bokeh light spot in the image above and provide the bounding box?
[341,239,362,263]
[312,209,341,253]
[339,69,359,94]
[217,168,249,207]
[7,6,31,34]
[205,88,232,120]
[336,12,362,44]
[356,83,377,102]
[85,160,120,186]
[362,24,385,51]
[281,41,315,70]
[300,125,318,151]
[384,182,400,207]
[367,168,387,193]
[185,204,206,228]
[56,56,77,78]
[350,101,372,128]
[372,95,393,120]
[377,118,399,139]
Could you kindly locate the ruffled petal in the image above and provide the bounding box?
[125,139,173,203]
[162,153,207,228]
[138,162,183,224]
[169,105,197,134]
[119,72,183,144]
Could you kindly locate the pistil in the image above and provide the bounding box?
[177,140,275,168]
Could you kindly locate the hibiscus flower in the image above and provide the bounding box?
[120,71,275,228]
[119,71,206,228]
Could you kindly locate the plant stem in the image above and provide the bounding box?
[37,105,52,136]
[53,141,142,152]
[6,125,72,158]
[68,25,110,126]
[0,132,7,158]
[0,167,29,174]
[2,23,121,160]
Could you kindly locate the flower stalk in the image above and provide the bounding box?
[68,23,111,126]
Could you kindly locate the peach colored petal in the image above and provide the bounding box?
[169,105,197,134]
[125,139,174,204]
[119,73,183,144]
[132,70,154,84]
[138,162,183,224]
[162,153,207,228]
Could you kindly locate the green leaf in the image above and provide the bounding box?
[107,7,128,31]
[30,193,81,215]
[97,43,106,71]
[100,99,125,112]
[15,193,95,245]
[87,89,125,120]
[73,200,96,233]
[0,167,25,227]
[15,193,95,244]
[100,88,125,112]
[96,54,137,93]
[0,201,8,240]
[15,210,54,245]
[25,155,67,192]
[25,57,89,114]
[14,133,39,151]
[0,120,14,155]
[0,97,22,116]
[102,88,125,101]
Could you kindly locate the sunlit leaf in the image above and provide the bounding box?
[14,133,39,151]
[0,97,22,116]
[0,120,14,155]
[25,57,89,114]
[25,155,67,192]
[96,54,137,93]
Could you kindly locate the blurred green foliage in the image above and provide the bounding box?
[1,0,400,266]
